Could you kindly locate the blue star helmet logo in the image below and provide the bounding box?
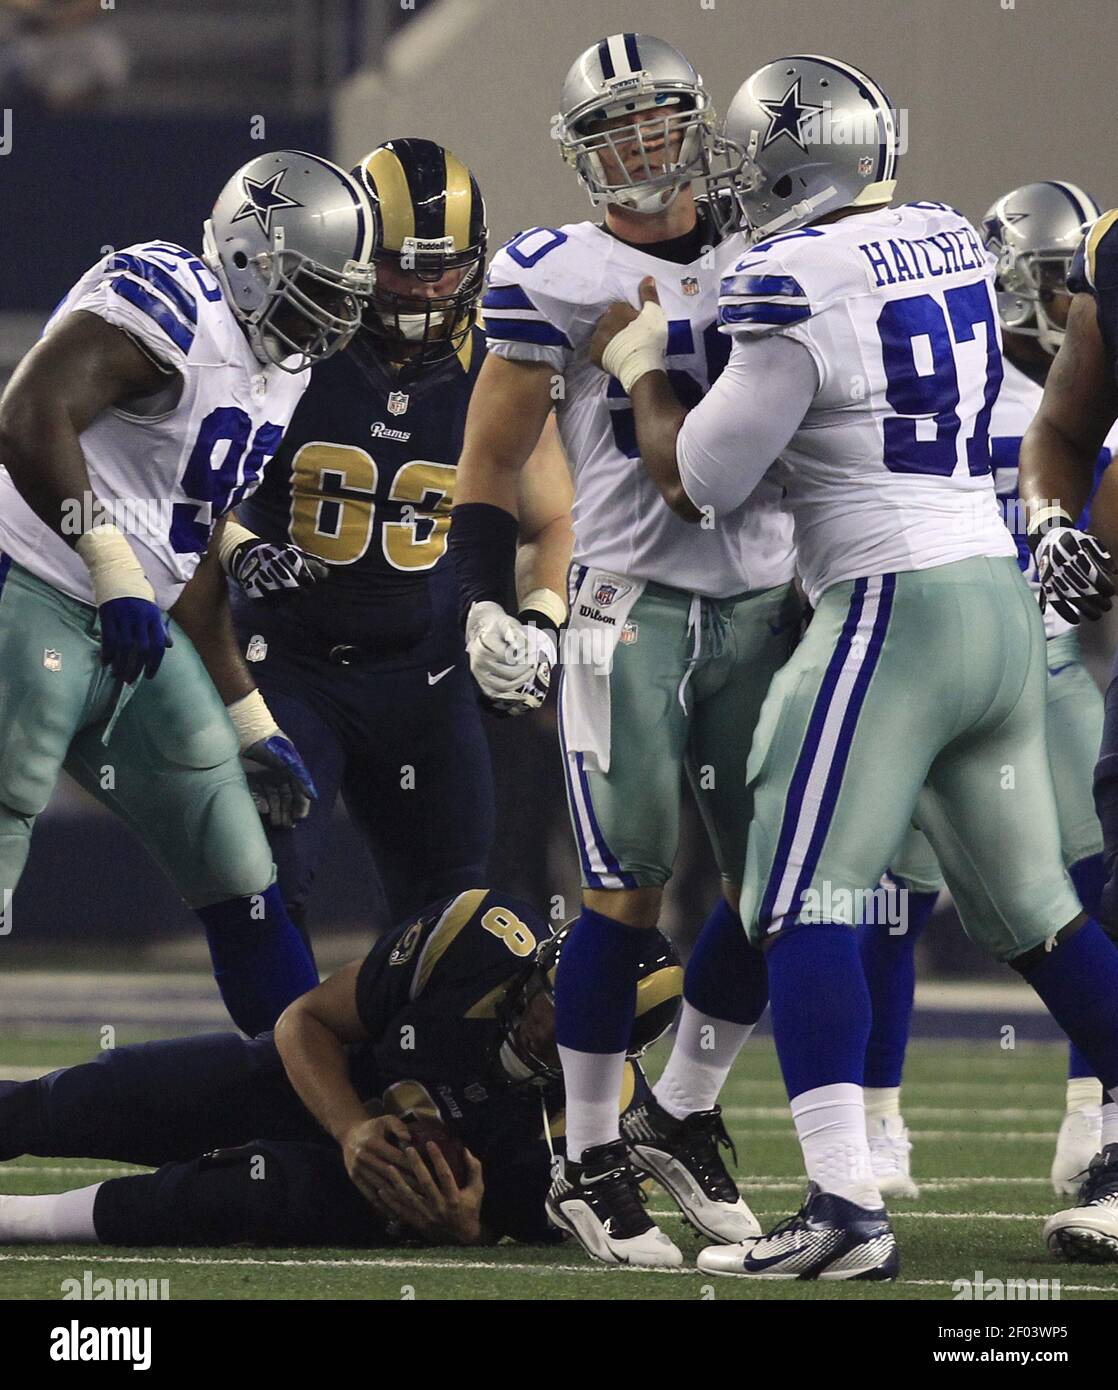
[231,169,304,237]
[758,78,826,153]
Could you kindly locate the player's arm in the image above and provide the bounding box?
[171,519,317,829]
[0,309,173,682]
[1019,291,1118,623]
[591,277,815,521]
[515,411,574,607]
[453,356,564,716]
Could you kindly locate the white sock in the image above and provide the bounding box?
[0,1184,102,1243]
[864,1087,902,1122]
[792,1083,882,1209]
[1066,1077,1104,1113]
[653,1001,754,1120]
[558,1045,628,1163]
[1103,1100,1118,1149]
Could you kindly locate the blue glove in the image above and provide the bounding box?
[241,733,318,829]
[98,596,173,684]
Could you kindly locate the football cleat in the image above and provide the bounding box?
[1044,1143,1118,1262]
[622,1096,761,1243]
[867,1113,920,1199]
[697,1183,899,1281]
[1050,1106,1102,1196]
[546,1140,683,1267]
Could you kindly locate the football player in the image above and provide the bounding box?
[450,33,798,1267]
[0,890,681,1251]
[591,54,1118,1280]
[1019,205,1118,1260]
[219,139,573,934]
[858,182,1117,1201]
[0,151,376,1035]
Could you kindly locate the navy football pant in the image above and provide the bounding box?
[236,638,494,933]
[0,1033,317,1167]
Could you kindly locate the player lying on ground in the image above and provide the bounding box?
[590,54,1118,1280]
[451,31,797,1269]
[0,150,377,1034]
[1019,203,1118,1261]
[858,180,1117,1200]
[217,139,573,938]
[0,889,682,1249]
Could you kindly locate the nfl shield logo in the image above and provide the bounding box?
[858,156,874,177]
[245,635,268,663]
[595,582,620,607]
[43,648,62,672]
[681,277,700,296]
[387,391,410,416]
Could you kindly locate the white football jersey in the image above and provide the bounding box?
[990,358,1118,639]
[703,202,1019,604]
[482,217,795,599]
[0,242,308,610]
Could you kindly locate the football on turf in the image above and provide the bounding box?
[397,1114,469,1189]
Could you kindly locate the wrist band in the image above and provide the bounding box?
[518,587,567,631]
[75,524,156,605]
[1025,506,1074,554]
[227,689,279,752]
[215,519,259,574]
[601,301,669,394]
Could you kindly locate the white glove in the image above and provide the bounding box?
[1034,525,1115,625]
[465,600,557,716]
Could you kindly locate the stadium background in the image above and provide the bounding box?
[0,0,1114,993]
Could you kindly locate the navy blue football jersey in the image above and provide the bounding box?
[239,324,486,647]
[346,887,646,1241]
[1069,211,1118,384]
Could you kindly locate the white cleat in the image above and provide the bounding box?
[1050,1106,1102,1196]
[867,1113,919,1199]
[545,1141,684,1267]
[622,1098,761,1243]
[1044,1143,1118,1263]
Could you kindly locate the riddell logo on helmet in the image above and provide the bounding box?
[401,235,456,256]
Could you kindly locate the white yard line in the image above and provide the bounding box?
[0,1251,1113,1293]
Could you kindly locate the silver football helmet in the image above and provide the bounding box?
[202,149,376,372]
[555,33,733,217]
[981,181,1101,355]
[725,55,900,241]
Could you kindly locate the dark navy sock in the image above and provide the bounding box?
[858,882,938,1089]
[1020,918,1118,1092]
[1067,855,1106,1079]
[554,906,652,1054]
[1093,673,1118,922]
[196,884,319,1037]
[684,897,768,1026]
[767,922,871,1101]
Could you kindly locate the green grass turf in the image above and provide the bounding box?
[2,1036,1117,1300]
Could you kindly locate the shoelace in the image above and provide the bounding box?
[676,1110,740,1201]
[584,1161,651,1233]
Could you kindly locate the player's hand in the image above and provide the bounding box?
[241,732,318,828]
[465,600,556,717]
[98,595,173,684]
[374,1143,485,1246]
[1035,526,1116,625]
[228,537,328,602]
[342,1114,415,1201]
[589,278,666,387]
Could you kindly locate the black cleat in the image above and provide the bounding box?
[622,1096,761,1243]
[546,1139,683,1266]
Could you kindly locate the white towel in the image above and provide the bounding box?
[559,566,646,775]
